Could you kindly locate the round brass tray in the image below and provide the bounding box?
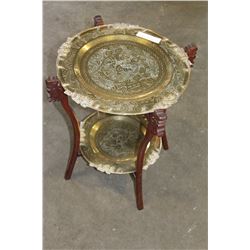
[79,112,162,174]
[57,23,191,115]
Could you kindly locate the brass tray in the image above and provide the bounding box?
[79,112,161,174]
[57,23,191,115]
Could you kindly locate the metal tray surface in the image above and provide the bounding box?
[57,23,191,115]
[79,112,161,174]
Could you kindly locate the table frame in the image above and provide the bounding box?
[45,15,197,210]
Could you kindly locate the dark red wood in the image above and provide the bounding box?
[162,131,169,150]
[46,76,80,180]
[135,109,168,210]
[184,44,198,66]
[136,132,153,210]
[94,15,104,26]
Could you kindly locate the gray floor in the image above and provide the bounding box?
[43,1,207,249]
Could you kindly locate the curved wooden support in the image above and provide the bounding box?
[135,109,168,210]
[136,132,153,210]
[45,76,80,180]
[162,131,169,150]
[184,44,198,67]
[60,98,80,180]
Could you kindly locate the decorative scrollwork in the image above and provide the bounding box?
[45,76,66,102]
[87,42,162,94]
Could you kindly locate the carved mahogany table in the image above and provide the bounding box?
[46,16,197,210]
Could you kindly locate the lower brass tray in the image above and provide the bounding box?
[80,112,162,174]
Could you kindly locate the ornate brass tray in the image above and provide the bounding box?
[57,23,191,115]
[79,112,161,174]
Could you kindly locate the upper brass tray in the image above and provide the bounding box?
[57,23,191,115]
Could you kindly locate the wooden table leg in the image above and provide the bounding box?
[136,132,153,210]
[162,130,169,150]
[45,76,80,180]
[135,109,168,210]
[160,109,169,150]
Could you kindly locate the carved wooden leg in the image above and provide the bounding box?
[161,109,169,150]
[45,76,80,180]
[135,109,168,210]
[136,132,153,210]
[135,45,198,207]
[162,131,169,150]
[60,98,80,180]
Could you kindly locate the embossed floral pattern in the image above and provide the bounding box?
[87,42,160,94]
[97,120,141,157]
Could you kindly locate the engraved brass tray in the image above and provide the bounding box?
[80,112,161,174]
[57,23,191,115]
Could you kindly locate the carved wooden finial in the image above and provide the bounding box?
[94,15,104,26]
[45,76,65,102]
[184,44,198,67]
[145,109,167,137]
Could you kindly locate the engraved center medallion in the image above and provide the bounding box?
[86,42,161,95]
[95,118,143,158]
